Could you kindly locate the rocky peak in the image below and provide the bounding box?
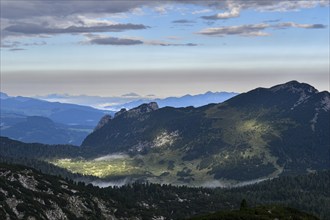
[94,114,112,131]
[144,102,159,111]
[320,92,330,112]
[269,81,319,109]
[123,102,159,118]
[131,102,159,113]
[114,108,127,118]
[270,81,318,94]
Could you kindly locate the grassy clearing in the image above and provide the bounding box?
[51,158,143,178]
[50,149,217,185]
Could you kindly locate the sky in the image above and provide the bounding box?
[1,0,329,98]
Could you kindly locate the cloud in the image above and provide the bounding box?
[86,35,198,47]
[130,8,145,16]
[192,9,212,14]
[275,22,327,29]
[144,40,198,46]
[158,43,198,46]
[4,23,149,35]
[154,6,168,14]
[200,0,328,20]
[9,48,26,52]
[197,22,327,37]
[1,40,46,50]
[166,36,182,40]
[1,41,20,48]
[207,0,329,13]
[0,1,153,19]
[264,19,281,23]
[1,1,328,46]
[202,4,241,20]
[1,1,327,20]
[254,0,329,12]
[172,19,196,24]
[89,37,143,45]
[197,23,270,37]
[121,92,140,97]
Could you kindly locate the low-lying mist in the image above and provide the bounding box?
[93,153,129,161]
[90,178,131,188]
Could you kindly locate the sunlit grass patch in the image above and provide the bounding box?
[51,157,142,178]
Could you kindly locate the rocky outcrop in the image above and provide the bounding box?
[114,102,159,118]
[127,102,159,117]
[270,80,318,94]
[114,108,127,118]
[94,114,112,131]
[0,164,117,220]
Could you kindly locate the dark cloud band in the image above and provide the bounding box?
[5,23,149,35]
[172,19,196,24]
[197,22,326,37]
[87,36,198,46]
[90,37,143,45]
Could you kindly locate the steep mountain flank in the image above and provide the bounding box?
[81,81,329,182]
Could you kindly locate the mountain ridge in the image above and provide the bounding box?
[0,116,89,145]
[0,93,113,144]
[107,91,238,111]
[0,93,112,126]
[79,81,329,183]
[32,91,238,111]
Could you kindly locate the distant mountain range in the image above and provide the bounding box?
[1,92,112,126]
[35,91,238,111]
[107,91,238,110]
[0,92,112,145]
[0,115,89,145]
[34,93,141,110]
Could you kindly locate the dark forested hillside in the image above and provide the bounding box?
[1,162,329,220]
[81,81,330,182]
[1,115,90,145]
[189,205,319,220]
[96,171,330,219]
[0,136,79,159]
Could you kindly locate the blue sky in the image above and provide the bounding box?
[1,0,329,97]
